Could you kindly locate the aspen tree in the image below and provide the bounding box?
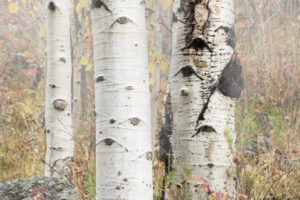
[45,0,74,178]
[163,0,243,198]
[91,0,153,199]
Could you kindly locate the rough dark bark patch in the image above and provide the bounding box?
[196,53,244,123]
[159,93,173,173]
[183,0,211,51]
[0,176,79,200]
[197,86,216,121]
[91,0,111,12]
[226,27,236,49]
[217,53,244,98]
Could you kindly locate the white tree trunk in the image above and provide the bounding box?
[166,0,243,198]
[91,0,153,199]
[45,0,74,178]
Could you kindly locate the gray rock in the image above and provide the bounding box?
[0,176,80,200]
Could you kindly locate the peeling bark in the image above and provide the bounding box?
[45,0,74,178]
[91,1,153,199]
[167,0,243,198]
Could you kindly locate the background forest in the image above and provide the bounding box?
[0,0,299,199]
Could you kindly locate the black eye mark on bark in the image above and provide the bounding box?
[49,84,56,88]
[48,1,56,11]
[182,38,212,53]
[146,152,152,160]
[96,76,105,82]
[215,26,236,49]
[91,0,111,13]
[59,57,66,63]
[207,163,214,168]
[174,65,204,80]
[116,17,131,24]
[217,53,244,98]
[104,139,114,146]
[101,139,129,152]
[130,118,141,126]
[109,119,116,124]
[110,17,134,28]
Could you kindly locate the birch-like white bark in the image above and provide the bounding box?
[91,0,153,199]
[167,0,240,198]
[45,0,74,178]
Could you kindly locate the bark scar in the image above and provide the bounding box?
[174,65,204,80]
[91,0,112,12]
[196,86,216,124]
[97,138,129,152]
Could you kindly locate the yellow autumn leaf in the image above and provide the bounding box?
[153,53,162,62]
[7,0,13,2]
[161,0,173,10]
[80,0,89,7]
[76,3,82,20]
[146,0,152,9]
[9,3,19,13]
[85,64,92,71]
[149,77,153,85]
[21,0,26,4]
[297,15,300,21]
[80,56,89,66]
[160,61,169,72]
[148,63,154,73]
[38,27,46,38]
